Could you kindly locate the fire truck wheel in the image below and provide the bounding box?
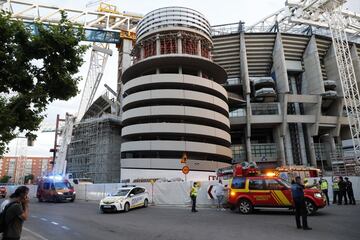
[305,199,317,215]
[238,199,253,214]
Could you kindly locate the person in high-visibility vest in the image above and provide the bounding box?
[320,177,329,205]
[190,182,199,212]
[304,178,315,189]
[332,177,340,204]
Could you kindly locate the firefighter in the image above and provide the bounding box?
[291,176,312,230]
[338,176,348,205]
[332,177,340,204]
[320,177,330,205]
[190,182,199,212]
[304,178,310,188]
[345,177,356,205]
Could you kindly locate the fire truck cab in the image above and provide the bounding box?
[227,162,326,215]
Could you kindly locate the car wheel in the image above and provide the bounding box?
[238,199,253,214]
[305,199,317,215]
[144,199,148,208]
[70,197,75,202]
[124,202,130,212]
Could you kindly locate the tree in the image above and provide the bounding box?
[0,175,11,183]
[24,174,34,184]
[0,11,88,156]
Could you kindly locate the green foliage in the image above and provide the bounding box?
[24,174,34,184]
[0,11,88,156]
[0,175,11,183]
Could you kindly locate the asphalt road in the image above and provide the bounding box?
[3,199,359,240]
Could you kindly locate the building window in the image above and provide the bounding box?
[231,144,246,162]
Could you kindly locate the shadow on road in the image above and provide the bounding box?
[229,209,330,217]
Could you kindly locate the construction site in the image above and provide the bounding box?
[2,0,360,183]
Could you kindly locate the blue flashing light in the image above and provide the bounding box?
[45,175,63,181]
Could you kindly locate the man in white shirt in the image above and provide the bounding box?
[214,180,225,211]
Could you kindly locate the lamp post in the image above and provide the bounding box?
[318,133,330,175]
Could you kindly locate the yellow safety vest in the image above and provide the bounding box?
[190,186,198,197]
[321,181,328,190]
[333,182,339,191]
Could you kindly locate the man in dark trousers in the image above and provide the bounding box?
[332,177,340,204]
[338,176,348,205]
[190,182,199,212]
[291,176,312,230]
[319,177,330,205]
[345,177,356,205]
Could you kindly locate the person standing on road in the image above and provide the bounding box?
[319,177,330,205]
[338,176,348,205]
[291,176,312,230]
[214,180,225,211]
[332,177,340,204]
[2,186,30,240]
[313,179,320,190]
[345,177,356,205]
[190,182,199,212]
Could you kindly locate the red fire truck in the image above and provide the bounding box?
[225,163,326,215]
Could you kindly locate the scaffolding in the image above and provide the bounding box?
[133,31,212,62]
[331,152,358,176]
[160,33,177,54]
[66,115,122,183]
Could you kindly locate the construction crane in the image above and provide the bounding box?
[248,0,360,174]
[0,0,142,175]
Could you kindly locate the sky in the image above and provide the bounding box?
[4,0,360,157]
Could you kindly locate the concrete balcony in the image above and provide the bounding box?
[251,103,280,115]
[225,77,241,86]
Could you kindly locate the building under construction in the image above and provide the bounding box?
[61,3,360,182]
[66,114,121,183]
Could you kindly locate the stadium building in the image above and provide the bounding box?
[66,7,360,182]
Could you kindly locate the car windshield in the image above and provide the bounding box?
[54,182,72,190]
[113,189,130,196]
[278,178,291,188]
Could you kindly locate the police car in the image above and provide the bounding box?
[99,185,149,213]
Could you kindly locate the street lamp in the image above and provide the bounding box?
[318,133,330,175]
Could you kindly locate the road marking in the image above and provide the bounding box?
[51,221,59,225]
[40,218,47,221]
[61,226,70,230]
[23,227,49,240]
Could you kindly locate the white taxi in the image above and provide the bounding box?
[99,185,149,213]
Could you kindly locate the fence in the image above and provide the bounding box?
[74,181,223,206]
[4,177,360,206]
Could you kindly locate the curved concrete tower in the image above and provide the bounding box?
[120,7,232,180]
